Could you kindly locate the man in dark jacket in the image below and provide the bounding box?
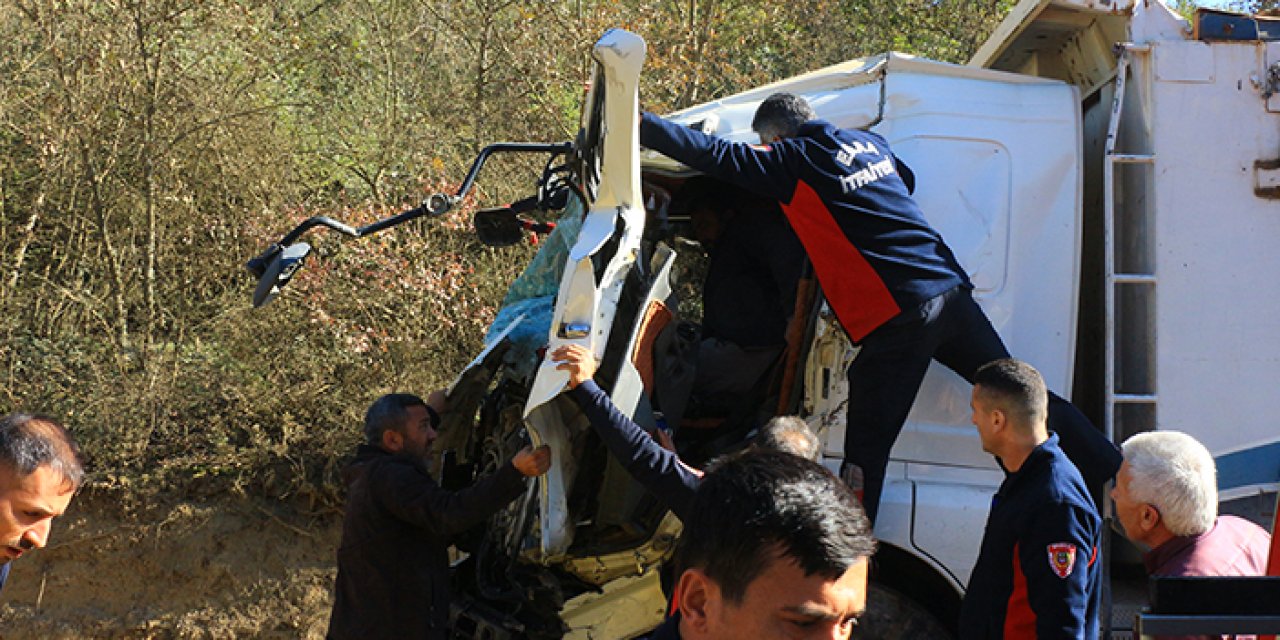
[959,359,1102,639]
[681,180,806,418]
[326,392,551,639]
[639,92,1121,522]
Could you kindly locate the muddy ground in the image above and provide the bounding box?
[0,491,341,639]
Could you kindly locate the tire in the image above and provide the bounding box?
[857,581,954,639]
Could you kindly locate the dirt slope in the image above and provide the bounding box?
[0,492,341,639]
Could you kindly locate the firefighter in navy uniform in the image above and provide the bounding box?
[960,359,1102,639]
[639,92,1121,523]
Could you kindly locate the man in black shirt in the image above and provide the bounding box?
[326,392,550,639]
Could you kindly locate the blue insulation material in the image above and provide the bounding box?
[483,197,586,378]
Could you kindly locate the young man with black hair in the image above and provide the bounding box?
[0,412,83,594]
[960,359,1102,639]
[640,93,1121,523]
[644,449,875,640]
[326,392,551,639]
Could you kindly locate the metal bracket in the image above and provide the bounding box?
[1254,158,1280,199]
[1263,61,1280,99]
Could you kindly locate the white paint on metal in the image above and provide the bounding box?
[1143,38,1280,456]
[523,29,648,558]
[1155,41,1214,83]
[909,466,1006,585]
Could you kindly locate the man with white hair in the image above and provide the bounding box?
[1112,431,1270,578]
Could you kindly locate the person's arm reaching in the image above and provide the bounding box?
[371,445,550,538]
[553,344,701,520]
[640,112,799,203]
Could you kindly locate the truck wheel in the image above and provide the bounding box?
[858,581,954,639]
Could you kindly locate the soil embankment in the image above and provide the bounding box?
[0,493,340,639]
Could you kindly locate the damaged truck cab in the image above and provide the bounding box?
[456,1,1280,634]
[448,23,1088,639]
[251,1,1280,635]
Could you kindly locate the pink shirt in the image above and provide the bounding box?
[1143,515,1272,640]
[1145,515,1271,577]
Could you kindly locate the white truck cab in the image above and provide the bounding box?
[633,0,1280,635]
[643,51,1087,624]
[261,5,1279,636]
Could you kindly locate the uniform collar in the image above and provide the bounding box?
[797,119,835,137]
[998,433,1060,491]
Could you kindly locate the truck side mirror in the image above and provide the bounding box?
[474,207,525,247]
[250,242,312,308]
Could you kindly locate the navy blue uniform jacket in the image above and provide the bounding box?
[959,434,1102,639]
[327,444,526,639]
[568,380,701,521]
[640,113,968,342]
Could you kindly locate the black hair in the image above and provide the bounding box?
[751,92,817,141]
[675,449,874,603]
[0,413,83,487]
[363,393,427,445]
[972,358,1048,429]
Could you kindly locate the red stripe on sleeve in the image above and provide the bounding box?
[1004,542,1038,639]
[780,180,900,341]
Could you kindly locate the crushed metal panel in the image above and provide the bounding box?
[1060,10,1126,94]
[971,0,1134,70]
[971,0,1128,97]
[970,0,1055,69]
[967,0,1131,70]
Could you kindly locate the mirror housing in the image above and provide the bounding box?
[474,207,525,247]
[251,242,312,308]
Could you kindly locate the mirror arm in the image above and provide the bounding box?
[269,141,573,248]
[279,216,359,245]
[455,142,573,199]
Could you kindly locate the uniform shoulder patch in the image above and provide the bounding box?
[1047,543,1077,579]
